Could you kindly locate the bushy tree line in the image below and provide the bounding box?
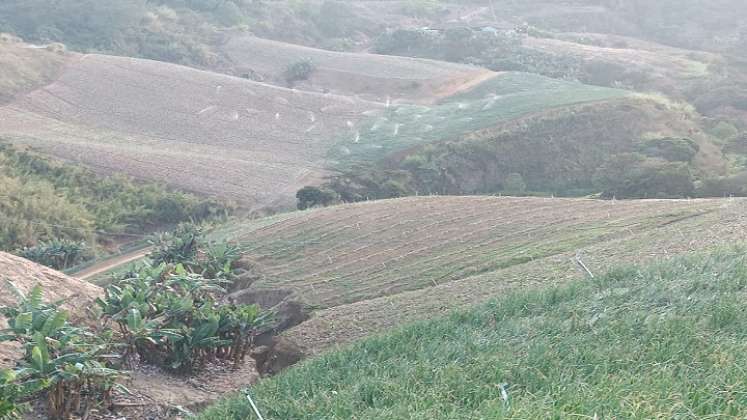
[0,144,227,257]
[0,0,254,66]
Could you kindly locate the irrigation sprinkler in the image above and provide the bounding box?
[245,389,265,420]
[574,252,594,279]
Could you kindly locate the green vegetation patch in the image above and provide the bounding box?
[202,246,747,419]
[329,72,627,166]
[0,143,226,255]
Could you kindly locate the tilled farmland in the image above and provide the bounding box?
[217,196,747,353]
[0,53,382,208]
[221,35,492,103]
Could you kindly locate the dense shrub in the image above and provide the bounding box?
[97,263,266,373]
[283,59,315,85]
[724,132,747,154]
[0,284,124,419]
[17,239,90,270]
[696,172,747,197]
[637,137,699,162]
[503,173,527,194]
[148,223,203,266]
[0,144,228,253]
[296,186,339,210]
[148,223,241,279]
[593,153,695,198]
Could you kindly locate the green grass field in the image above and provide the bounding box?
[201,246,747,419]
[329,72,628,166]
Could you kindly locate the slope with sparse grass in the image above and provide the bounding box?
[0,35,68,104]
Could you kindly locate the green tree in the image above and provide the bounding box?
[296,186,338,210]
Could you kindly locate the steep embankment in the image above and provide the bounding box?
[212,196,747,355]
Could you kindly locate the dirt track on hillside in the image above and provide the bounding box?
[74,247,153,281]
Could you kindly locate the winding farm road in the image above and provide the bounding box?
[74,247,152,281]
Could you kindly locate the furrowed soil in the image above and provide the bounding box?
[212,196,747,355]
[221,35,492,104]
[0,52,379,209]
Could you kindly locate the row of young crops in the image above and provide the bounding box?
[222,197,725,309]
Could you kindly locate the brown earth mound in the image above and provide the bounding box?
[0,252,101,368]
[0,37,69,105]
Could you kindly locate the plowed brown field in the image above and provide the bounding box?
[221,35,493,103]
[0,53,382,208]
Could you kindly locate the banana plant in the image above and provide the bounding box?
[1,282,125,420]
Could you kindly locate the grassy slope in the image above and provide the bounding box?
[201,246,747,419]
[206,196,747,355]
[330,72,628,166]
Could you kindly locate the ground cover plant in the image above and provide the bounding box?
[329,72,627,167]
[200,246,747,419]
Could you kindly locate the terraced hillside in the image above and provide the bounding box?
[522,35,715,94]
[214,196,747,354]
[221,35,492,103]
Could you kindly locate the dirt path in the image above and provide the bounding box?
[74,247,153,281]
[432,70,499,102]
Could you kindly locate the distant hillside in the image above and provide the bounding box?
[1,39,642,210]
[221,35,491,103]
[0,47,380,209]
[328,72,628,166]
[318,95,730,201]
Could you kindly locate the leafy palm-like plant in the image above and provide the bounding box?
[97,263,266,373]
[0,281,125,419]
